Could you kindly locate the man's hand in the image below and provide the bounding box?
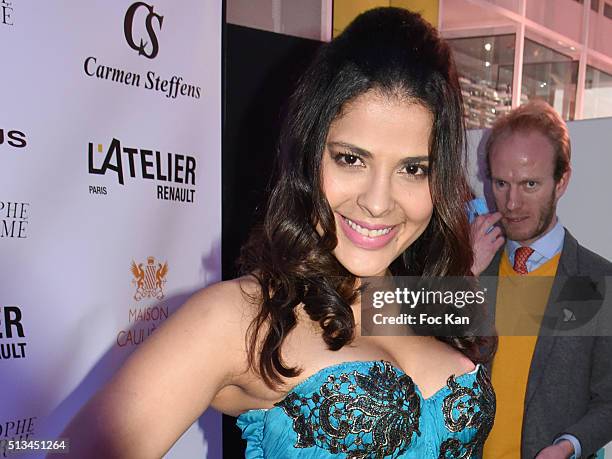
[535,440,574,458]
[470,212,504,276]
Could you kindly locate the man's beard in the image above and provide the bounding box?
[503,191,556,243]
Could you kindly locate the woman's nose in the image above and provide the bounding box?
[356,172,394,218]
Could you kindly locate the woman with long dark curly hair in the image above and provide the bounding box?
[63,7,496,458]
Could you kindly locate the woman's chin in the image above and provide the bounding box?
[344,264,389,278]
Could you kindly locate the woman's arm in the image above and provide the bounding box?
[61,280,250,458]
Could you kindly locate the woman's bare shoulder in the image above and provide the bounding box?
[182,275,262,326]
[60,276,265,457]
[121,275,265,387]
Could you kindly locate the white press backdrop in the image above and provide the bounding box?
[0,1,222,457]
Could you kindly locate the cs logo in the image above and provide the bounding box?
[124,2,164,59]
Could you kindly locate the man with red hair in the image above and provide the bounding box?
[472,100,612,458]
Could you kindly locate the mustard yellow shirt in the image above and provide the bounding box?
[483,252,561,458]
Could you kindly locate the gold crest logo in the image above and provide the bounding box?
[131,256,168,301]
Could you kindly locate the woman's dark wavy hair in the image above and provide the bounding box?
[238,7,497,388]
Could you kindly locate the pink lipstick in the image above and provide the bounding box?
[338,214,398,250]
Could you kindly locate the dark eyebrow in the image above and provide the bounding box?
[327,141,373,158]
[327,141,429,163]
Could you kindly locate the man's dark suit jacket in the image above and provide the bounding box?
[482,229,612,458]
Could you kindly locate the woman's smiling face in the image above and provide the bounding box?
[320,90,434,277]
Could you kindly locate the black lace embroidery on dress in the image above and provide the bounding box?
[438,366,496,459]
[274,361,421,458]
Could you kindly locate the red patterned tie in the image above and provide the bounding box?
[513,247,534,275]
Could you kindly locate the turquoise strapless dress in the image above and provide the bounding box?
[237,360,495,458]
